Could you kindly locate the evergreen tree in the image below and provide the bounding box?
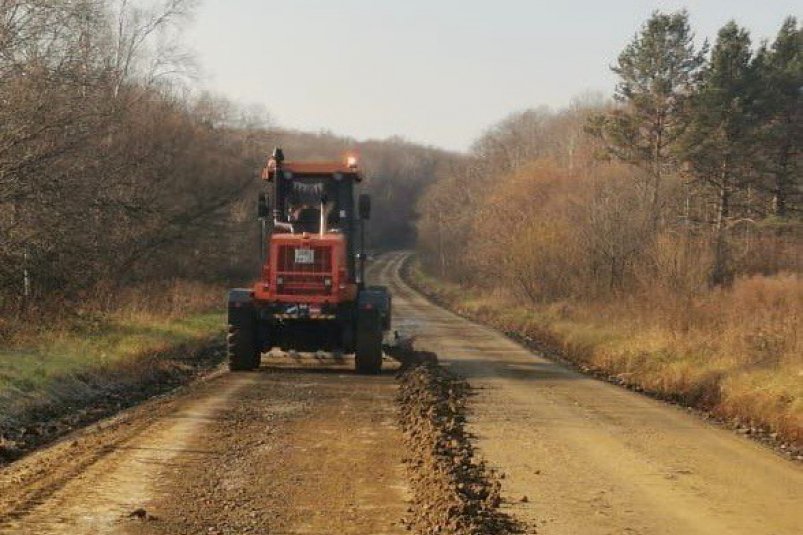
[682,21,757,285]
[587,10,706,229]
[753,17,802,218]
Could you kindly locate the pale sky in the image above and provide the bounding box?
[186,1,800,152]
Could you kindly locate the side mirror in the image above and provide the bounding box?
[258,193,269,219]
[358,193,371,220]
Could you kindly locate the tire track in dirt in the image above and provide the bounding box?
[1,356,413,535]
[0,373,256,534]
[123,359,410,535]
[0,256,413,535]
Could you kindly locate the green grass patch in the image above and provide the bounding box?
[0,311,224,399]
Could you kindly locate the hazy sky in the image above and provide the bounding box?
[185,1,799,152]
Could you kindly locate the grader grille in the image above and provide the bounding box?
[276,245,333,296]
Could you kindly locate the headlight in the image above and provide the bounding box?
[324,277,332,287]
[277,276,284,285]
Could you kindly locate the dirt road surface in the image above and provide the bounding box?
[0,257,409,535]
[382,251,803,535]
[1,252,801,534]
[0,359,409,535]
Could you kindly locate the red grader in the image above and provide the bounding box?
[227,149,391,374]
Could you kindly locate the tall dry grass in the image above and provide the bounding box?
[1,279,222,345]
[584,273,802,442]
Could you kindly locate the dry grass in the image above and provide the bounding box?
[1,279,224,395]
[408,259,803,448]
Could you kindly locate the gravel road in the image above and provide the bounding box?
[1,252,801,535]
[383,251,803,535]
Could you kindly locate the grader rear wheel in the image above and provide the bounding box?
[227,324,260,371]
[355,311,382,375]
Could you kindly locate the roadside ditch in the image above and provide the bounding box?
[0,340,224,464]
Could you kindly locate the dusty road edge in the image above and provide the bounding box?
[399,253,802,462]
[393,348,526,534]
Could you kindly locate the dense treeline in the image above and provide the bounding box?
[419,11,801,297]
[416,11,801,442]
[0,0,447,330]
[0,0,256,315]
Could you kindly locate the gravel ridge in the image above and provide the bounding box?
[395,348,525,534]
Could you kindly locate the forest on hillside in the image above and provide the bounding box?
[0,0,449,335]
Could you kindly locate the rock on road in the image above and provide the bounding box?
[0,252,801,534]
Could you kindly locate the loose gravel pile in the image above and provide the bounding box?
[396,350,522,534]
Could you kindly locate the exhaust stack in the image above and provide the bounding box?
[319,199,326,237]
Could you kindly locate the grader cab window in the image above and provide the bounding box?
[286,177,346,233]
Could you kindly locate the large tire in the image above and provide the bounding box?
[250,342,262,369]
[355,311,382,375]
[342,323,355,354]
[227,323,259,371]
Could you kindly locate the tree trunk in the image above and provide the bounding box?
[711,167,732,286]
[437,215,446,278]
[651,122,663,232]
[773,142,790,218]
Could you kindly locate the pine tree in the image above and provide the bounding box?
[587,10,706,230]
[682,21,757,285]
[753,17,802,218]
